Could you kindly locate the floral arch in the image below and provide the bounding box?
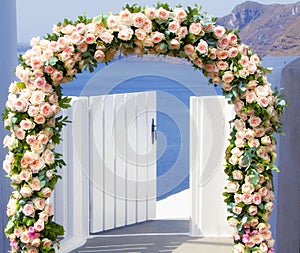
[3,2,286,253]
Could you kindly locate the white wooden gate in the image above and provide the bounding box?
[190,96,234,237]
[89,91,157,233]
[54,91,156,252]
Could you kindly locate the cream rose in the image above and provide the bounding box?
[189,22,203,35]
[168,21,180,33]
[222,71,234,83]
[22,202,35,216]
[196,39,208,55]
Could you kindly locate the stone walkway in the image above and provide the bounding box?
[70,220,233,253]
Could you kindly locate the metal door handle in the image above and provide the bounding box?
[151,118,156,144]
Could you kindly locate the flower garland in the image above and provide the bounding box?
[2,3,286,253]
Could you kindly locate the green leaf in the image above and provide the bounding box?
[47,57,59,66]
[250,173,259,186]
[16,82,26,89]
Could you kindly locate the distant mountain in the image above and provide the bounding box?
[217,1,300,56]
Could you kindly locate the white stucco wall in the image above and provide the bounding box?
[0,0,17,251]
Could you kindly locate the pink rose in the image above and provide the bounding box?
[20,119,35,130]
[135,29,147,41]
[42,149,55,165]
[250,218,259,227]
[30,90,45,105]
[228,217,239,227]
[234,194,243,203]
[33,197,46,210]
[249,116,262,128]
[209,48,217,59]
[228,33,238,45]
[233,206,243,214]
[31,238,41,247]
[217,61,228,70]
[239,43,249,55]
[232,170,244,180]
[99,31,114,44]
[34,114,46,125]
[15,98,28,112]
[176,26,188,38]
[39,211,49,221]
[143,19,152,33]
[22,202,35,216]
[41,187,52,198]
[69,31,82,44]
[29,158,45,173]
[31,57,43,69]
[20,233,30,244]
[94,50,105,62]
[222,71,234,83]
[243,193,253,205]
[44,203,54,216]
[119,9,132,25]
[249,139,260,148]
[228,47,239,58]
[245,90,257,103]
[242,183,254,194]
[132,13,146,28]
[20,185,33,198]
[218,36,229,49]
[42,238,52,247]
[84,33,95,44]
[34,76,46,89]
[34,219,44,232]
[261,135,271,146]
[19,169,32,182]
[29,177,41,191]
[156,7,169,20]
[39,102,54,118]
[118,27,134,41]
[258,96,269,107]
[52,104,61,115]
[145,7,156,19]
[213,25,226,39]
[189,22,203,35]
[239,55,249,67]
[15,127,25,140]
[196,39,208,55]
[170,39,180,50]
[51,70,64,82]
[174,7,187,21]
[226,181,240,193]
[168,21,180,33]
[252,193,262,205]
[248,205,258,216]
[217,50,229,60]
[229,155,239,165]
[14,227,25,237]
[265,202,274,212]
[151,31,165,43]
[28,106,39,117]
[11,174,22,184]
[184,44,194,55]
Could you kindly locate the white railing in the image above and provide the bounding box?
[53,92,157,252]
[190,96,234,237]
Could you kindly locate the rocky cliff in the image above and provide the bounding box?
[217,1,300,56]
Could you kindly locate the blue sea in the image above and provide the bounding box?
[17,48,222,200]
[58,55,223,201]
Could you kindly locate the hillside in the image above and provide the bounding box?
[217,1,300,56]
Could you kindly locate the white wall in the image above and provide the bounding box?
[0,0,17,251]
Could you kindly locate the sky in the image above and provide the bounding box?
[17,0,298,43]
